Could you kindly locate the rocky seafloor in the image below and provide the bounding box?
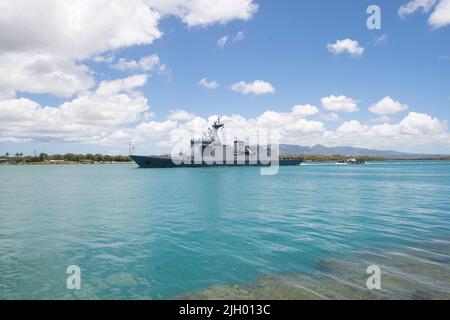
[178,240,450,300]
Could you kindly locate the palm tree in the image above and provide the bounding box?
[5,153,9,157]
[15,152,19,157]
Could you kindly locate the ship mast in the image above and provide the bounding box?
[210,116,224,143]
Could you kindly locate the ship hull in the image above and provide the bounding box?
[131,155,303,168]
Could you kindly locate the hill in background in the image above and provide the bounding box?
[279,144,447,159]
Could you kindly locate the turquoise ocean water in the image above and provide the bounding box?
[1,161,450,299]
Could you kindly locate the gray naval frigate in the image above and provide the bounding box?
[131,117,303,168]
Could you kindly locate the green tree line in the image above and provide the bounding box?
[1,153,132,164]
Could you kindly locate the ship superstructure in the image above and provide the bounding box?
[131,117,303,168]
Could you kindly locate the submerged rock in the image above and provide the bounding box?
[177,243,450,300]
[106,272,137,287]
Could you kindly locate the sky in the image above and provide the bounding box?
[0,0,449,156]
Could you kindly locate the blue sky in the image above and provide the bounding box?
[105,0,449,121]
[1,0,449,155]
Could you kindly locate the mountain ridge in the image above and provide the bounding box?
[278,144,444,157]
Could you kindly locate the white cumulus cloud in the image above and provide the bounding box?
[112,54,166,72]
[327,39,365,57]
[321,113,342,122]
[369,96,409,115]
[0,1,162,59]
[149,0,259,27]
[0,75,149,143]
[326,112,449,150]
[321,95,359,113]
[369,116,392,123]
[0,0,258,98]
[198,78,220,89]
[2,97,450,153]
[0,52,95,98]
[429,0,450,28]
[167,109,196,121]
[399,0,450,28]
[291,104,320,118]
[399,0,437,17]
[140,110,449,152]
[230,80,276,95]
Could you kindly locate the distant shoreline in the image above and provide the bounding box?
[0,153,133,166]
[284,155,450,162]
[1,153,450,166]
[0,161,134,166]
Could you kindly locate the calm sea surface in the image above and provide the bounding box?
[1,161,450,299]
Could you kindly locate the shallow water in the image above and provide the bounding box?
[181,243,450,300]
[0,161,449,299]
